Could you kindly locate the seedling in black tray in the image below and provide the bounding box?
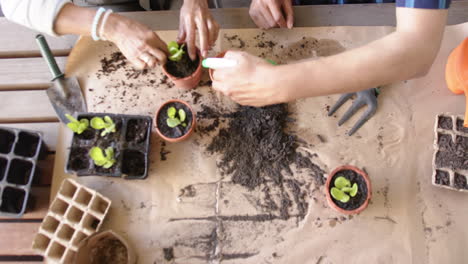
[0,127,44,217]
[65,113,152,179]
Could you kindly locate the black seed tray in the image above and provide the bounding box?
[0,127,44,218]
[432,113,468,192]
[65,113,152,179]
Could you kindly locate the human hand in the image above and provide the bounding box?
[102,13,169,69]
[212,51,288,107]
[249,0,293,30]
[178,0,220,60]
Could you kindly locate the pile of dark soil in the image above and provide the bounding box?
[200,104,325,219]
[164,46,199,78]
[90,237,128,264]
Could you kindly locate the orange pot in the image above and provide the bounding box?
[446,37,468,127]
[154,99,196,143]
[163,49,203,90]
[209,51,227,81]
[325,165,372,215]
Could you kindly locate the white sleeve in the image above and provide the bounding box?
[0,0,71,36]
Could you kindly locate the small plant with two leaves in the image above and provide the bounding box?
[90,116,116,136]
[168,41,185,62]
[65,114,89,134]
[331,176,358,203]
[89,146,116,169]
[166,106,187,128]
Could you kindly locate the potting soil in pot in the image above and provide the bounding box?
[157,102,193,139]
[328,169,368,211]
[90,237,128,264]
[164,46,200,78]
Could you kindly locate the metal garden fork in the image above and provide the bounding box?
[328,87,381,136]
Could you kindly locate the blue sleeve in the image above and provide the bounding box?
[396,0,451,9]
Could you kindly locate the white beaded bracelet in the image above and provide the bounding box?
[91,7,106,41]
[98,9,114,41]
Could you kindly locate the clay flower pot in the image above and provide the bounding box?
[445,37,468,127]
[209,51,227,81]
[74,230,136,264]
[154,99,196,143]
[325,165,372,215]
[162,48,203,90]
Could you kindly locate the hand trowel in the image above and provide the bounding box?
[36,34,87,123]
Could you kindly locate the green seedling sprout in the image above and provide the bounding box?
[65,114,89,134]
[166,106,187,128]
[90,116,116,136]
[89,146,116,169]
[168,41,185,62]
[330,175,358,203]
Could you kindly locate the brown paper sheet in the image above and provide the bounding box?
[51,24,468,264]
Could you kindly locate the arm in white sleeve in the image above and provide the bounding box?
[0,0,71,36]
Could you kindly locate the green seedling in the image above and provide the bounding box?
[89,146,116,169]
[65,114,89,134]
[166,106,187,128]
[90,116,116,136]
[330,175,358,203]
[168,41,185,62]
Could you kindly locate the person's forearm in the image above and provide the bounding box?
[54,3,96,36]
[279,9,447,101]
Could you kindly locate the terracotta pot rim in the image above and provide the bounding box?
[325,165,372,215]
[162,48,202,82]
[154,99,196,142]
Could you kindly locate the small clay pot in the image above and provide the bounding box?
[325,165,372,215]
[74,230,136,264]
[154,99,196,143]
[162,48,203,90]
[209,51,227,81]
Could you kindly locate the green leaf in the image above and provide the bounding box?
[334,176,351,189]
[339,194,350,203]
[331,187,350,203]
[167,118,181,128]
[341,187,353,193]
[104,147,114,159]
[169,49,185,62]
[104,116,114,126]
[182,123,187,127]
[90,117,106,129]
[89,147,115,168]
[179,109,186,122]
[89,147,106,163]
[349,183,358,197]
[167,107,177,118]
[67,122,80,133]
[168,41,179,55]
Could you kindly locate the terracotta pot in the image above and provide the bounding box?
[74,230,136,264]
[162,48,203,90]
[209,51,227,81]
[154,99,196,143]
[445,37,468,127]
[325,165,372,215]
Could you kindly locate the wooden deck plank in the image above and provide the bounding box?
[0,222,41,255]
[0,123,59,151]
[0,18,77,58]
[0,57,67,91]
[0,90,57,123]
[37,155,56,186]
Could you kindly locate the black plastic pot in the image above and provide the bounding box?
[65,113,152,179]
[0,127,44,218]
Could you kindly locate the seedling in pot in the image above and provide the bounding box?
[167,106,187,128]
[91,116,116,136]
[89,147,116,169]
[168,41,185,62]
[65,114,89,134]
[330,176,358,203]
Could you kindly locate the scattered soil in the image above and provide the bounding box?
[435,134,468,170]
[14,132,39,157]
[435,170,450,186]
[454,173,467,189]
[160,141,171,161]
[191,91,202,104]
[67,148,90,171]
[329,169,368,211]
[157,102,193,139]
[0,129,15,154]
[163,247,174,261]
[122,150,145,176]
[438,116,453,130]
[98,52,127,76]
[202,104,325,219]
[224,34,246,49]
[164,46,200,78]
[90,237,128,264]
[179,185,196,198]
[126,119,149,144]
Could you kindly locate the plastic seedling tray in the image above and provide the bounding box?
[432,114,468,192]
[65,113,152,179]
[0,127,44,218]
[32,179,112,263]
